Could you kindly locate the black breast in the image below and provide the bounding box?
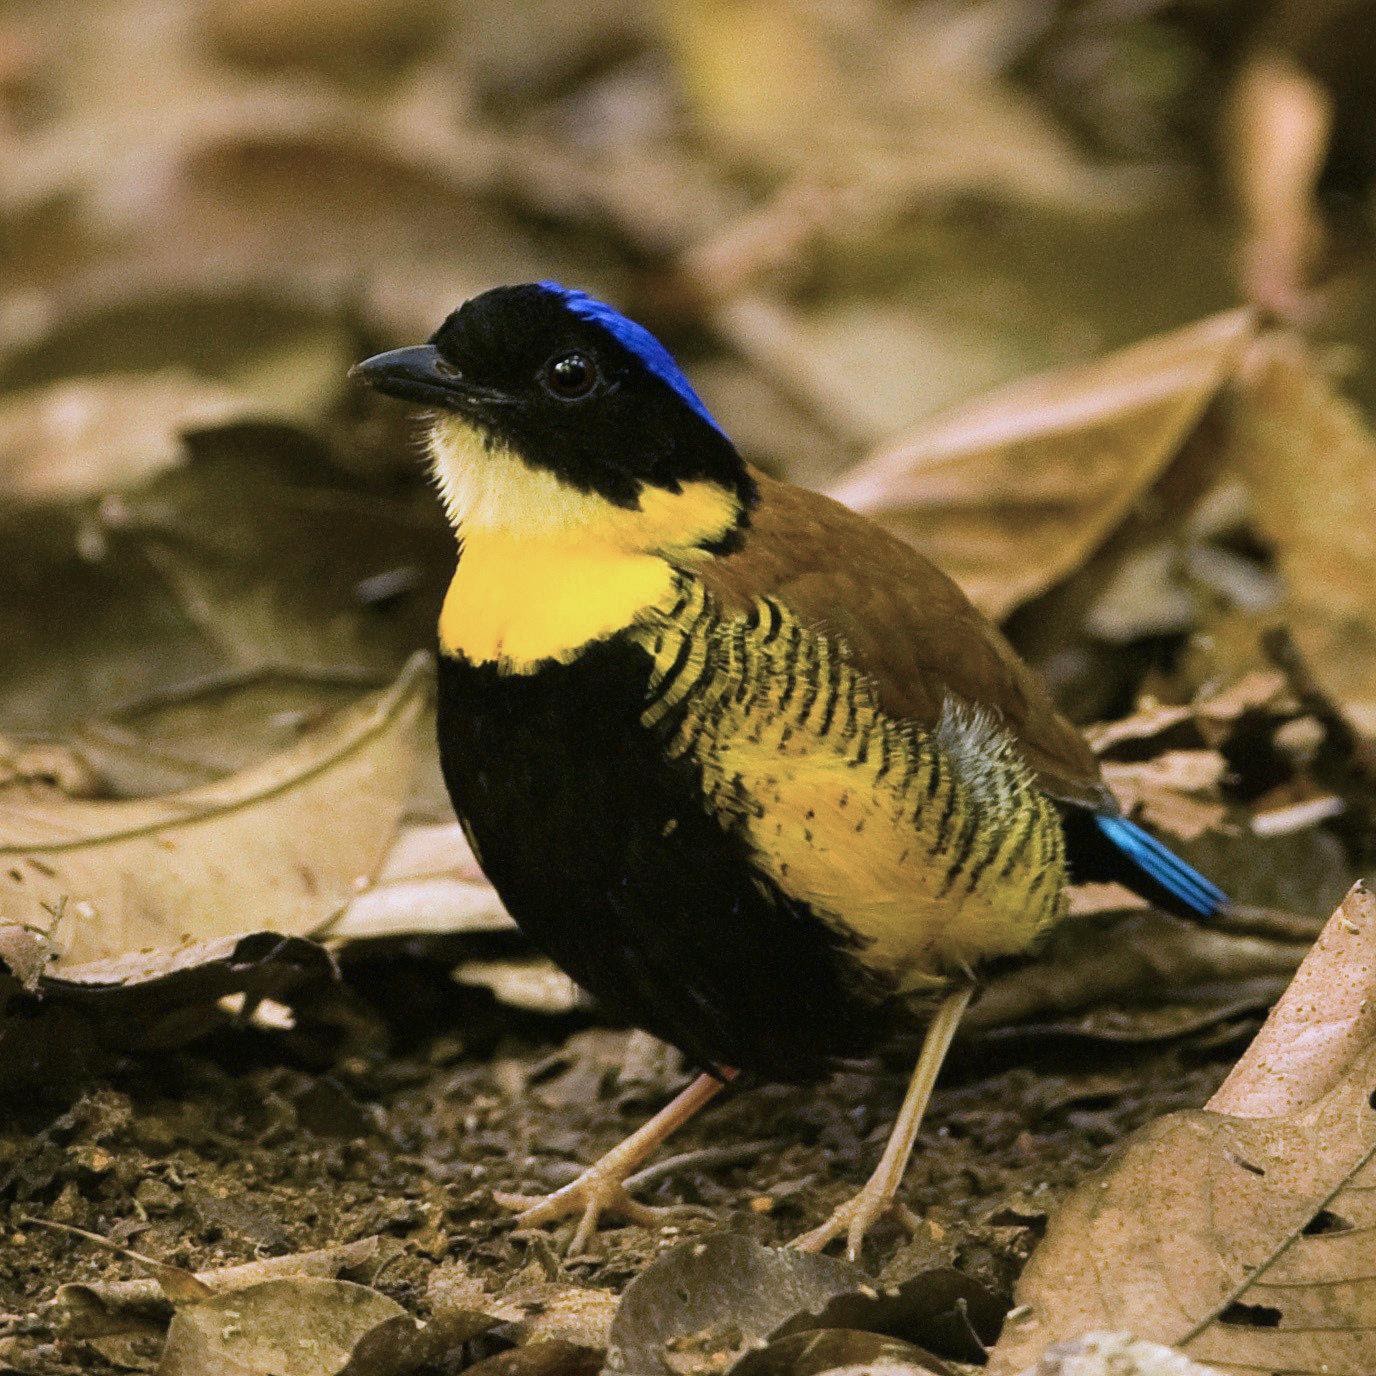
[435,637,888,1079]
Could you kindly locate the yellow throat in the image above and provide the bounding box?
[429,416,741,670]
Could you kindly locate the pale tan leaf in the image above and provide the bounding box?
[157,1277,414,1376]
[989,883,1376,1374]
[1015,1331,1223,1376]
[1210,884,1376,1120]
[453,957,585,1014]
[0,656,426,967]
[1100,753,1228,842]
[828,310,1256,620]
[0,373,254,501]
[54,1237,393,1339]
[1227,339,1376,713]
[328,821,513,943]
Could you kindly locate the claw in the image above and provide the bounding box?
[789,1185,920,1263]
[495,1172,705,1256]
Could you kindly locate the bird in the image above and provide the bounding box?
[350,281,1229,1260]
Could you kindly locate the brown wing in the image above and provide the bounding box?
[697,470,1115,810]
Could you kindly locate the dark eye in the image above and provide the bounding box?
[544,351,598,399]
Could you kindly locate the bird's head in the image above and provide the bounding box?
[351,282,754,553]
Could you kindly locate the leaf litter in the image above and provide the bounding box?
[3,1,1376,1374]
[989,883,1376,1373]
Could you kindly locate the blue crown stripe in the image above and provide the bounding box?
[538,281,726,436]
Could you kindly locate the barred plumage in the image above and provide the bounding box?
[633,578,1068,995]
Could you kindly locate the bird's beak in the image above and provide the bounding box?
[349,344,482,411]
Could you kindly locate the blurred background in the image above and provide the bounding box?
[8,0,1376,743]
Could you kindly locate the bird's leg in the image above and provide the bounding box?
[494,1068,735,1255]
[792,984,973,1262]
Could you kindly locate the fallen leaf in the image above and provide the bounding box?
[205,0,444,79]
[1226,338,1376,713]
[1083,672,1291,758]
[0,430,451,736]
[1015,1331,1224,1376]
[0,922,52,992]
[828,310,1255,620]
[456,1342,604,1376]
[1099,752,1227,842]
[607,1234,1002,1374]
[988,883,1376,1373]
[66,667,398,802]
[329,821,513,943]
[0,373,254,501]
[157,1277,414,1376]
[0,655,426,967]
[661,0,1127,213]
[498,1280,619,1351]
[607,1236,862,1376]
[453,957,586,1015]
[52,1237,394,1340]
[732,1328,952,1376]
[25,1216,213,1306]
[977,988,1279,1050]
[968,911,1308,1033]
[7,928,333,1001]
[0,931,335,1091]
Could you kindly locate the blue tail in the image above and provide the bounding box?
[1092,814,1227,921]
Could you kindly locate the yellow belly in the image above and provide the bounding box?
[633,579,1068,990]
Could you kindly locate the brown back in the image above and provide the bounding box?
[697,471,1114,810]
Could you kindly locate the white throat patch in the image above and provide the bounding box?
[426,416,595,538]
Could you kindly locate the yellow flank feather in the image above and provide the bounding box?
[633,580,1068,990]
[430,416,741,669]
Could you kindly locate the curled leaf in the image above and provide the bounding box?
[989,884,1376,1373]
[0,655,426,967]
[829,310,1255,620]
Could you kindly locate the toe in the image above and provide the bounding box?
[844,1191,887,1262]
[789,1214,844,1254]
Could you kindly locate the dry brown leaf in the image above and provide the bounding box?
[2,81,593,366]
[828,310,1256,620]
[659,0,1127,212]
[1099,752,1228,843]
[157,1276,414,1376]
[1016,1332,1223,1376]
[0,931,336,1089]
[0,373,254,501]
[53,1237,393,1340]
[1209,884,1376,1120]
[206,0,443,76]
[329,821,513,943]
[969,910,1307,1033]
[1227,339,1376,714]
[989,883,1376,1374]
[0,656,425,967]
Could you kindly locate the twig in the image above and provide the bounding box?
[624,1140,773,1191]
[21,1217,211,1301]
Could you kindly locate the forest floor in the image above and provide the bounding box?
[0,956,1238,1372]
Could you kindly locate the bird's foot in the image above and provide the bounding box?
[789,1183,920,1263]
[494,1169,703,1257]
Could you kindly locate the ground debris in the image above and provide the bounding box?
[51,1236,395,1339]
[989,883,1376,1372]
